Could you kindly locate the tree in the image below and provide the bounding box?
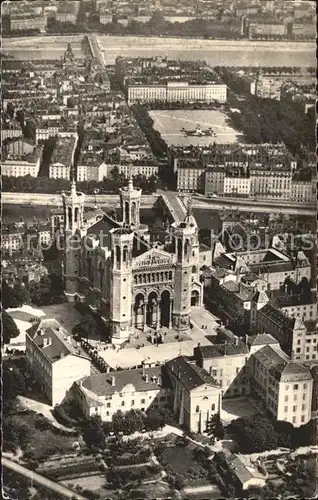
[3,364,26,406]
[2,281,30,309]
[124,409,144,434]
[144,407,173,431]
[2,310,20,345]
[82,414,105,449]
[228,416,280,453]
[112,410,126,434]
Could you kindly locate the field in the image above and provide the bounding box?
[149,109,242,146]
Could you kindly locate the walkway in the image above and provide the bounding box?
[2,456,86,500]
[17,396,76,433]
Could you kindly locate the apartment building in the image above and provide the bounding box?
[250,169,292,200]
[1,227,25,254]
[49,137,77,180]
[290,181,316,203]
[249,22,286,38]
[26,319,91,406]
[194,341,250,397]
[165,356,221,434]
[177,166,206,193]
[127,82,227,105]
[9,12,47,32]
[250,345,313,427]
[56,1,80,23]
[224,176,251,197]
[36,123,61,143]
[3,137,34,157]
[70,367,170,421]
[2,145,43,178]
[1,125,22,141]
[251,293,318,363]
[205,166,225,197]
[117,162,158,179]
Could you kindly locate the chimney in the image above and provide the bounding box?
[106,365,110,373]
[111,375,115,387]
[235,337,238,346]
[60,351,65,359]
[144,373,149,383]
[245,334,249,345]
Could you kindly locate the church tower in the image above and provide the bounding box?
[62,178,85,301]
[119,175,141,229]
[172,205,198,333]
[109,227,134,343]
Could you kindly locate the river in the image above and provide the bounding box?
[3,35,315,67]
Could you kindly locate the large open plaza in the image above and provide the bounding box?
[149,109,243,146]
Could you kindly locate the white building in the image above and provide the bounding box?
[71,367,169,421]
[250,345,313,427]
[224,177,251,196]
[127,82,227,105]
[26,318,91,406]
[290,181,316,203]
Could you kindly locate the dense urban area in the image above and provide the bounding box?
[2,1,317,500]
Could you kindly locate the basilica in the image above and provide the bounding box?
[61,178,203,343]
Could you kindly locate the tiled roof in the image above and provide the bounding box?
[259,303,294,330]
[194,342,249,359]
[270,361,312,383]
[27,319,89,364]
[165,356,218,391]
[252,345,289,370]
[80,366,162,398]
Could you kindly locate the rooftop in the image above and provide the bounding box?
[165,356,218,391]
[26,318,90,364]
[194,342,249,359]
[79,366,162,399]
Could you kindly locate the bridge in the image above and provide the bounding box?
[158,190,187,224]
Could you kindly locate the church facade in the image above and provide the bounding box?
[61,178,203,343]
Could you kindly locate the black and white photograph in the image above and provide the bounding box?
[1,1,317,499]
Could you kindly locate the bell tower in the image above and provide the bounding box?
[62,177,85,301]
[172,205,198,333]
[110,227,134,343]
[119,175,141,229]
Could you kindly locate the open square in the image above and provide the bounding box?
[149,109,243,146]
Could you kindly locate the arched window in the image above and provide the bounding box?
[211,403,215,411]
[123,245,129,263]
[116,246,121,266]
[184,239,190,258]
[192,265,197,274]
[177,239,182,261]
[125,202,129,224]
[68,206,72,227]
[195,405,200,413]
[74,207,79,223]
[131,202,136,224]
[169,271,172,280]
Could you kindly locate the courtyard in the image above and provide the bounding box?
[149,109,243,146]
